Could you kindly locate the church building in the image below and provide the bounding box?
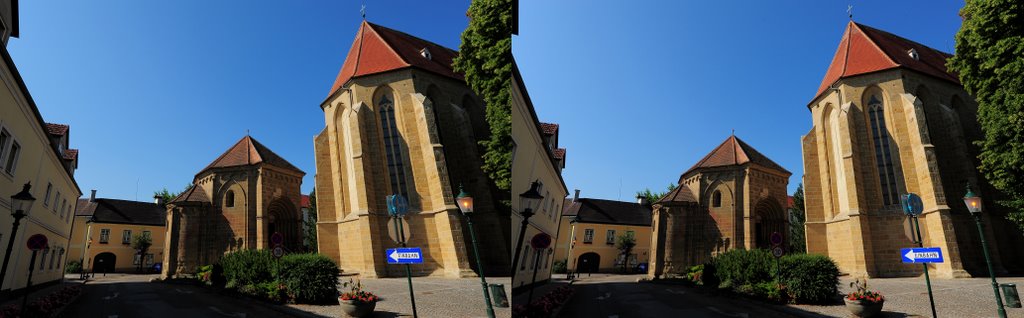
[313,21,510,278]
[801,22,1024,278]
[162,136,304,277]
[648,135,790,278]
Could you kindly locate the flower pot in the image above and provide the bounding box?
[339,299,377,317]
[844,298,884,317]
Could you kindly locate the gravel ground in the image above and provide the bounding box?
[790,276,1024,318]
[289,276,511,318]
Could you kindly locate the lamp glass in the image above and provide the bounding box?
[964,196,982,214]
[11,183,36,215]
[456,186,474,214]
[518,181,543,212]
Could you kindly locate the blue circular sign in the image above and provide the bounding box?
[902,193,924,216]
[387,195,409,217]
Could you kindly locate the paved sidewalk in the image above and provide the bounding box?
[290,276,512,318]
[790,276,1024,318]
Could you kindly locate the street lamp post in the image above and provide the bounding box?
[456,186,495,318]
[80,216,94,280]
[964,184,1007,318]
[512,181,543,282]
[565,216,579,279]
[0,183,36,290]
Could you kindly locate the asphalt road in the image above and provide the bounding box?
[558,274,797,318]
[60,274,296,318]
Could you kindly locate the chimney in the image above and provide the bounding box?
[573,189,580,203]
[637,195,649,206]
[154,195,165,206]
[89,190,97,202]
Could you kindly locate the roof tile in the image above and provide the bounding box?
[75,198,165,226]
[682,135,790,177]
[201,136,304,175]
[45,123,69,136]
[562,198,651,226]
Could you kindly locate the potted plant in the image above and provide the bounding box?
[338,279,379,317]
[845,278,884,317]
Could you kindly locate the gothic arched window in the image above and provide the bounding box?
[867,94,900,206]
[225,190,235,207]
[379,92,409,198]
[712,190,722,207]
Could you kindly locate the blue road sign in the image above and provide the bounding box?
[386,247,423,264]
[902,193,924,216]
[387,195,410,217]
[901,247,944,263]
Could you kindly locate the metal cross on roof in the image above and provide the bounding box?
[847,5,853,19]
[361,4,366,19]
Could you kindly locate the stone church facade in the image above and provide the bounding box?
[313,21,510,278]
[162,136,304,277]
[649,135,790,278]
[802,22,1024,278]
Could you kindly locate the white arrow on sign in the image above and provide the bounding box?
[388,250,420,262]
[905,250,916,262]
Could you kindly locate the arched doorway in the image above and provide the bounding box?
[267,198,300,250]
[753,198,786,249]
[577,252,600,274]
[94,252,116,273]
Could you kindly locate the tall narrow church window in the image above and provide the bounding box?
[226,190,235,207]
[380,93,409,198]
[712,190,722,207]
[868,95,900,206]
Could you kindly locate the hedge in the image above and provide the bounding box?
[778,253,839,303]
[220,249,276,286]
[218,250,340,304]
[711,249,776,287]
[275,253,340,304]
[706,249,839,304]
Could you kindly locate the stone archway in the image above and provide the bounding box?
[753,198,786,249]
[267,198,300,250]
[577,252,600,274]
[94,252,116,273]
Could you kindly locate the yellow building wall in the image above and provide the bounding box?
[0,47,81,293]
[553,219,652,273]
[66,218,166,273]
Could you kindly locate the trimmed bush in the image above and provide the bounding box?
[712,249,776,287]
[552,260,567,274]
[275,253,340,304]
[65,260,82,274]
[220,249,276,286]
[779,254,839,303]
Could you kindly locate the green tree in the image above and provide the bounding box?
[789,184,806,253]
[453,0,512,191]
[947,0,1024,229]
[636,183,678,204]
[615,233,637,273]
[132,233,153,273]
[304,189,318,252]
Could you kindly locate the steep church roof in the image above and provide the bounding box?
[200,136,304,175]
[656,186,697,205]
[815,22,958,100]
[681,135,790,178]
[170,184,210,204]
[328,21,462,97]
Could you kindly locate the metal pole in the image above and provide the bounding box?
[80,222,92,279]
[0,212,24,290]
[395,216,418,318]
[911,216,938,318]
[566,222,576,280]
[465,215,496,318]
[528,248,542,303]
[973,214,1007,318]
[511,209,532,283]
[21,250,37,316]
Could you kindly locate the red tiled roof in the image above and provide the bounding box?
[540,123,559,135]
[301,195,310,209]
[682,135,790,177]
[656,185,697,205]
[553,148,566,160]
[328,21,462,97]
[787,196,795,209]
[170,184,210,204]
[63,149,78,161]
[45,123,69,136]
[815,22,958,100]
[201,136,304,175]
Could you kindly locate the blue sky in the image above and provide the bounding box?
[9,1,470,200]
[513,1,965,201]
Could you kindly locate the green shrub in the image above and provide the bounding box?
[712,249,776,287]
[275,253,339,304]
[778,254,839,303]
[220,249,276,286]
[65,260,82,274]
[552,260,567,274]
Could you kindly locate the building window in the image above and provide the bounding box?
[606,230,616,245]
[145,253,154,266]
[53,192,61,212]
[40,249,49,270]
[56,249,64,269]
[225,190,235,207]
[49,249,56,269]
[60,198,66,218]
[2,141,19,174]
[44,183,52,207]
[122,230,132,244]
[379,92,409,198]
[713,190,722,207]
[520,245,529,270]
[583,229,594,244]
[868,95,900,206]
[99,229,110,244]
[0,128,21,175]
[133,254,141,265]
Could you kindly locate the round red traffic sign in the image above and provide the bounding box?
[271,232,283,245]
[530,233,552,249]
[770,232,783,246]
[26,234,48,251]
